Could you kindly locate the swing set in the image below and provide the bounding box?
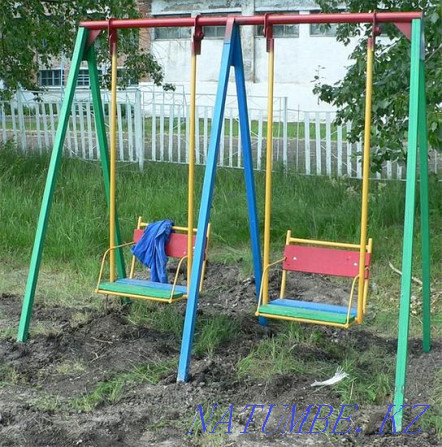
[255,26,376,328]
[17,12,431,431]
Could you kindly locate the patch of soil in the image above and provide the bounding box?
[0,264,440,446]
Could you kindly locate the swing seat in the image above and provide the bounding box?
[256,231,372,328]
[96,218,211,303]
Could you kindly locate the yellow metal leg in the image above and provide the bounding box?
[187,51,197,287]
[262,39,275,305]
[109,31,118,283]
[357,37,374,323]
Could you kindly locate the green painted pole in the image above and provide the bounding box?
[392,18,422,432]
[418,59,431,353]
[17,28,88,342]
[86,45,126,279]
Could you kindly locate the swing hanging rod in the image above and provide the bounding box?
[80,12,422,31]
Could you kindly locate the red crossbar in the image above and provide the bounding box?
[282,245,371,278]
[133,229,195,258]
[80,12,422,30]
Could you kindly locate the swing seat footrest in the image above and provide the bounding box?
[257,298,356,325]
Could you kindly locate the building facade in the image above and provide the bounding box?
[146,0,358,112]
[36,1,361,112]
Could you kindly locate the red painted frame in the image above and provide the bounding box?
[80,12,422,31]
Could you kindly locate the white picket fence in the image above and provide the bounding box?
[1,89,439,180]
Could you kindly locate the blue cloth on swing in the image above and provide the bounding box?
[131,219,174,283]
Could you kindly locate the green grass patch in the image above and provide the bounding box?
[126,301,184,339]
[424,367,442,438]
[238,323,323,380]
[238,322,394,405]
[126,302,238,357]
[71,359,176,411]
[194,315,238,358]
[0,146,441,337]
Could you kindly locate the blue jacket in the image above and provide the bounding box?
[131,220,174,283]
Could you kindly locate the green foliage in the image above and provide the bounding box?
[313,0,441,170]
[0,0,167,98]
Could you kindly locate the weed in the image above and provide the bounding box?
[30,393,63,412]
[194,315,238,358]
[0,365,21,386]
[238,334,308,381]
[56,359,86,375]
[424,367,442,438]
[0,327,16,339]
[126,302,183,339]
[70,359,176,411]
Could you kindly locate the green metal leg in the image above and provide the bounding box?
[86,46,126,279]
[392,19,423,432]
[17,28,88,342]
[418,60,431,354]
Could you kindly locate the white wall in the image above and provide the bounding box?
[145,1,361,112]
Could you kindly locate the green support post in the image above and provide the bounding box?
[17,28,88,342]
[86,44,126,279]
[392,18,423,432]
[418,59,431,353]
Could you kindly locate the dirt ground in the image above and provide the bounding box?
[0,263,440,447]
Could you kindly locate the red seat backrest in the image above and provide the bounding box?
[133,229,196,258]
[282,244,371,278]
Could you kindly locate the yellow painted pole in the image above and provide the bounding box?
[357,37,374,323]
[262,38,274,305]
[109,31,118,282]
[187,49,197,285]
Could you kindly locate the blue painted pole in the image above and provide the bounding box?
[232,33,266,326]
[177,20,238,382]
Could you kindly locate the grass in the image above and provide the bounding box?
[424,367,442,437]
[194,315,238,358]
[0,145,441,436]
[238,323,323,381]
[1,114,342,141]
[0,365,21,387]
[71,359,176,411]
[126,302,239,357]
[0,144,440,327]
[238,322,394,405]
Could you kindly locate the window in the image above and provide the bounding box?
[310,23,338,36]
[201,12,236,39]
[153,15,191,40]
[256,23,299,38]
[255,12,299,38]
[203,25,226,38]
[117,68,137,86]
[309,11,339,36]
[77,69,90,87]
[39,69,64,87]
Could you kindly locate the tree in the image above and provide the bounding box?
[313,0,441,170]
[0,0,168,99]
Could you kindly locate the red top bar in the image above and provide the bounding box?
[80,12,422,30]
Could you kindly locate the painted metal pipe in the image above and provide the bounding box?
[357,36,374,323]
[262,38,274,306]
[80,12,422,30]
[187,49,197,284]
[109,30,118,282]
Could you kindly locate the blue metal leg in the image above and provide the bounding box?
[177,21,239,382]
[232,33,266,326]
